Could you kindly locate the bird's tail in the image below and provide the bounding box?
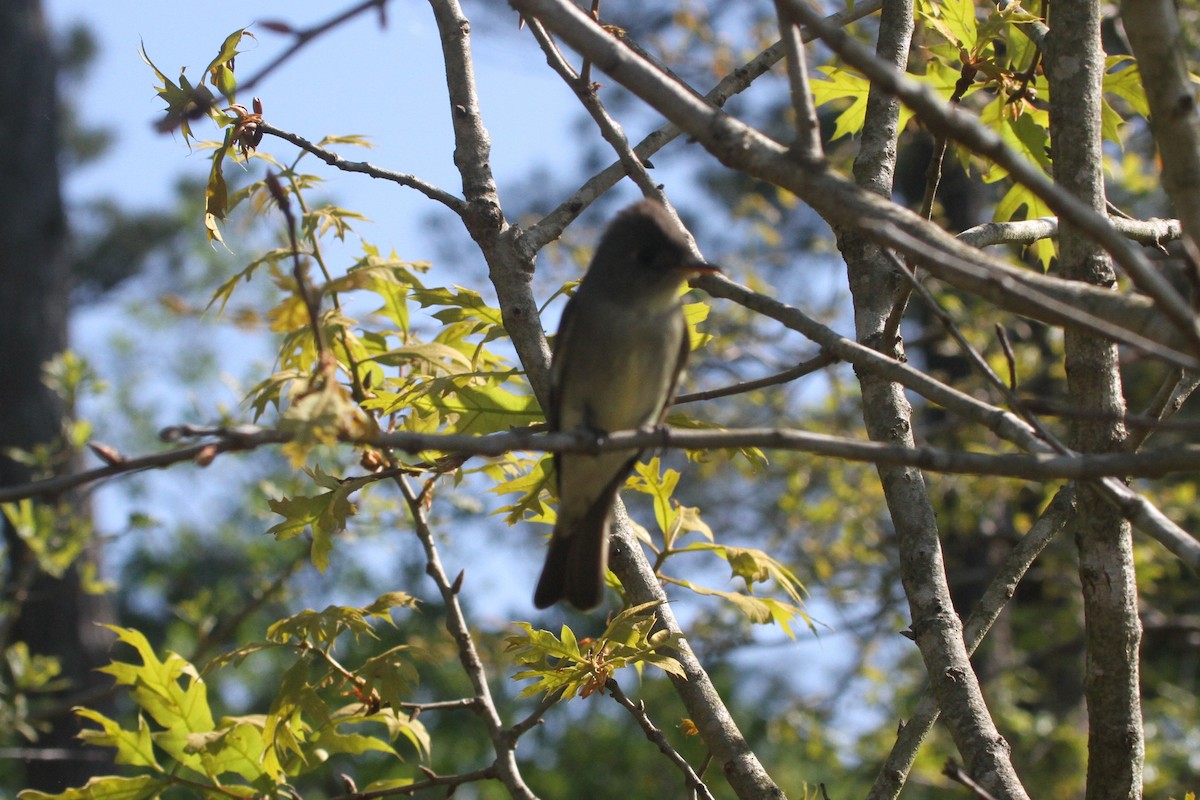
[533,500,611,610]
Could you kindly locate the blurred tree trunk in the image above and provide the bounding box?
[0,0,112,790]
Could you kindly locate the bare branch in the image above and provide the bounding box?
[773,0,824,161]
[332,765,500,800]
[521,0,884,252]
[958,215,1183,250]
[233,1,391,106]
[606,679,716,800]
[869,488,1077,800]
[393,472,537,799]
[13,425,1200,517]
[524,18,662,199]
[674,352,836,404]
[259,122,466,213]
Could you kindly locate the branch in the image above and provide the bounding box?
[1120,0,1200,255]
[333,765,500,800]
[1047,0,1145,792]
[868,487,1077,800]
[9,424,1199,568]
[525,18,661,200]
[259,122,466,213]
[520,0,884,252]
[606,679,715,800]
[234,1,391,103]
[957,216,1183,250]
[507,0,1200,371]
[393,471,537,799]
[779,0,1200,355]
[943,760,1001,800]
[774,0,824,161]
[674,352,836,404]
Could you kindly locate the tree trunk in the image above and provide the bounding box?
[0,0,112,790]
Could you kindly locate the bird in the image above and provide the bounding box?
[533,199,718,610]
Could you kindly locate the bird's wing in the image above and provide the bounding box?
[660,310,691,423]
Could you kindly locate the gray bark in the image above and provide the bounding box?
[1046,1,1145,797]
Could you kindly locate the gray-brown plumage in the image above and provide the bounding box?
[534,200,717,610]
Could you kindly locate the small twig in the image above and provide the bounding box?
[392,470,537,799]
[525,17,661,200]
[942,759,1000,800]
[673,352,836,404]
[330,764,500,800]
[506,687,565,741]
[606,678,715,800]
[265,171,328,363]
[259,123,465,214]
[995,324,1017,392]
[774,0,824,161]
[235,0,390,106]
[957,215,1183,250]
[396,698,481,713]
[1127,369,1200,450]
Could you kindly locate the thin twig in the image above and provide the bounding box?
[957,215,1183,249]
[260,123,465,213]
[773,0,824,161]
[393,469,537,799]
[674,352,836,404]
[606,678,715,800]
[942,760,1001,800]
[524,18,660,199]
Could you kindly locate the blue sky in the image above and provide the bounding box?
[45,1,586,256]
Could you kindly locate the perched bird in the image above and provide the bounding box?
[534,199,718,610]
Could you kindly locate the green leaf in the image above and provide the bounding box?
[919,0,977,50]
[809,67,872,140]
[203,29,255,100]
[411,379,542,435]
[18,775,168,800]
[1103,56,1149,117]
[98,626,215,736]
[139,42,215,143]
[75,710,160,769]
[488,454,555,525]
[628,457,681,538]
[189,721,270,782]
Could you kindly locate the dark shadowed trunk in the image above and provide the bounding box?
[0,0,112,790]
